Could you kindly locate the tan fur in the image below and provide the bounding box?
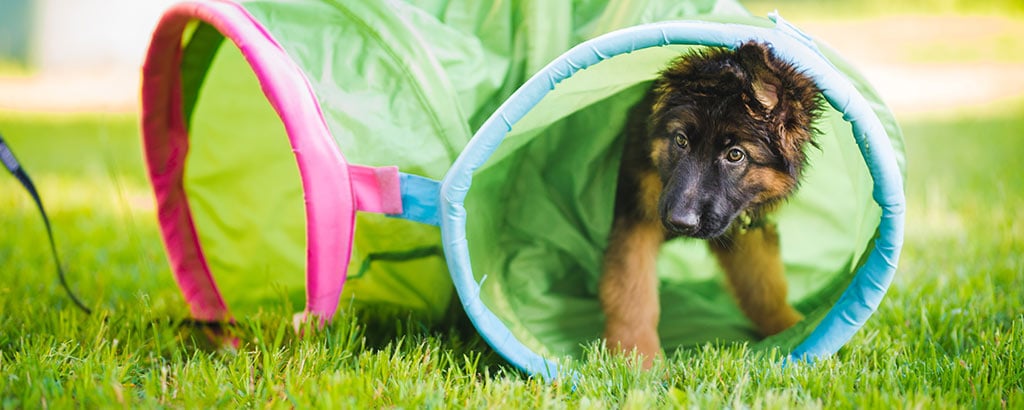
[744,167,796,205]
[601,42,820,367]
[638,165,663,221]
[709,224,803,336]
[599,217,664,367]
[751,80,779,111]
[648,138,669,169]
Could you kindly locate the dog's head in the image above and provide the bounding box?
[647,42,821,238]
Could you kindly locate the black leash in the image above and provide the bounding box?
[1,133,238,333]
[1,132,92,314]
[1,132,231,331]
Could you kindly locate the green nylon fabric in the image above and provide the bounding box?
[186,40,308,311]
[181,0,904,357]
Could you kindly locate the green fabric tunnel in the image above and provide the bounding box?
[141,0,905,379]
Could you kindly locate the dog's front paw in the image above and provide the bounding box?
[757,305,804,336]
[604,322,663,369]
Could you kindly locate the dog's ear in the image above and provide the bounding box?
[735,41,821,177]
[735,42,783,113]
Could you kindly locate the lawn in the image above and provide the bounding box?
[2,98,1021,409]
[2,13,1024,410]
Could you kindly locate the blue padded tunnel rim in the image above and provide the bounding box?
[438,14,906,380]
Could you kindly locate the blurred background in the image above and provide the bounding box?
[1,0,1022,114]
[0,0,176,112]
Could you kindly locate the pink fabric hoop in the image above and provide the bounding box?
[141,0,389,323]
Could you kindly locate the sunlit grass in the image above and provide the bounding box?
[743,3,1024,66]
[905,30,1024,64]
[0,61,31,77]
[1,93,1022,407]
[743,0,1024,20]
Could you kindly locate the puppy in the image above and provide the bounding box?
[599,41,822,367]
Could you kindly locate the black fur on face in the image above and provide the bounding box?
[647,42,822,238]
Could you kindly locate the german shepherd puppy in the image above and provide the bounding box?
[599,42,822,367]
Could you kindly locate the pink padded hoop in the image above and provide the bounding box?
[141,0,402,324]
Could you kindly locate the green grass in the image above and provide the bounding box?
[0,61,30,77]
[744,1,1024,66]
[743,0,1024,19]
[2,99,1024,407]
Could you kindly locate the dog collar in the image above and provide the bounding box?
[737,210,774,234]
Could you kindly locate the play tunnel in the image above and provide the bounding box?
[141,0,905,379]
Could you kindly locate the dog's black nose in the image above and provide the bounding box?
[668,212,700,234]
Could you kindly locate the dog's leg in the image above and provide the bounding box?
[599,217,664,368]
[709,224,803,336]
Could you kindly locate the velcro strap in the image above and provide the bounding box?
[349,165,403,215]
[394,173,440,226]
[348,165,441,226]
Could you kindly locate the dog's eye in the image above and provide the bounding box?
[726,147,745,163]
[674,133,688,149]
